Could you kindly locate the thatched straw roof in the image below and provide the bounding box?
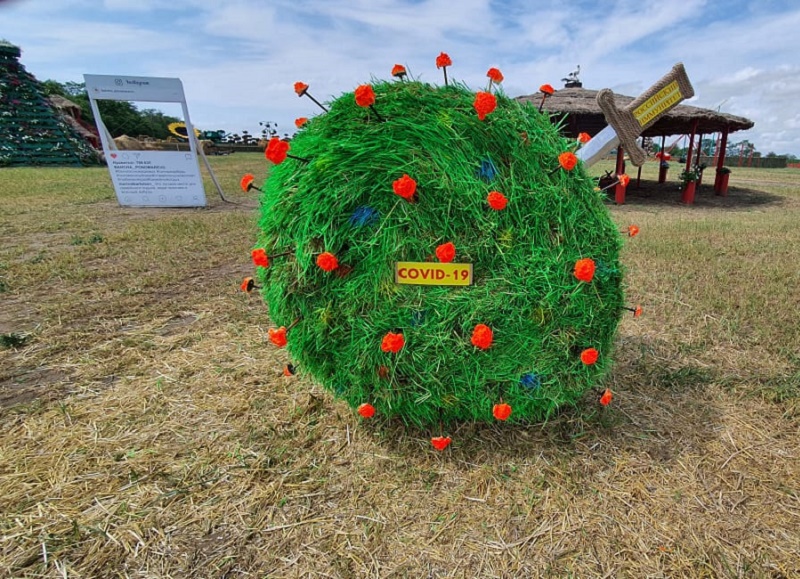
[516,86,754,138]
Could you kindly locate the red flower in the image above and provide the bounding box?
[436,241,456,263]
[431,436,452,451]
[618,174,630,188]
[493,402,512,421]
[435,52,452,68]
[634,305,643,318]
[599,388,613,406]
[391,64,407,78]
[580,347,599,365]
[573,258,596,283]
[316,252,339,272]
[283,364,296,376]
[392,174,417,200]
[381,332,405,353]
[578,132,591,144]
[471,324,493,350]
[240,277,255,292]
[251,248,269,268]
[294,117,308,129]
[539,84,555,95]
[357,403,376,418]
[265,137,290,165]
[558,151,578,171]
[354,84,376,108]
[486,67,504,83]
[473,91,497,121]
[487,191,507,210]
[268,327,288,347]
[240,173,255,192]
[627,225,640,237]
[294,81,309,96]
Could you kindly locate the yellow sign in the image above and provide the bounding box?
[633,80,683,127]
[395,262,473,286]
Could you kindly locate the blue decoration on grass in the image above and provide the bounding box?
[520,372,541,391]
[477,157,498,182]
[349,206,380,227]
[411,310,427,327]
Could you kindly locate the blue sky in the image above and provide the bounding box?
[2,0,799,155]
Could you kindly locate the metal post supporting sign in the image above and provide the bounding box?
[84,74,207,208]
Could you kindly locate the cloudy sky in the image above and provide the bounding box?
[2,0,798,155]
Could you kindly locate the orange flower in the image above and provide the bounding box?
[392,174,417,200]
[381,331,405,354]
[627,224,640,237]
[618,174,630,188]
[391,64,407,79]
[599,388,613,406]
[354,84,376,107]
[580,347,599,365]
[539,84,555,95]
[435,52,452,68]
[436,241,456,263]
[283,364,296,376]
[431,436,452,451]
[493,402,512,421]
[357,403,376,418]
[573,258,596,282]
[294,81,309,96]
[474,91,497,121]
[240,173,255,192]
[578,132,591,144]
[294,117,308,129]
[634,305,643,318]
[265,137,290,164]
[471,324,493,350]
[268,327,288,348]
[558,151,578,171]
[251,248,269,268]
[241,277,255,292]
[486,67,504,83]
[316,252,339,272]
[487,191,507,210]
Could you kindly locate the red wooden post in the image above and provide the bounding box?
[658,134,668,183]
[714,126,729,195]
[696,132,704,187]
[614,146,626,204]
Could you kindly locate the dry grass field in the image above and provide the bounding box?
[1,154,798,578]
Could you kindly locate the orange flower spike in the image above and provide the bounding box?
[240,277,256,293]
[265,137,290,165]
[573,258,596,283]
[240,173,259,193]
[473,91,497,121]
[486,67,504,85]
[268,327,288,348]
[599,388,613,406]
[578,132,591,144]
[316,252,339,272]
[619,174,631,188]
[539,84,555,111]
[354,84,376,108]
[293,81,328,112]
[487,191,507,210]
[392,174,417,201]
[431,436,452,451]
[471,324,494,350]
[391,64,407,79]
[436,52,452,86]
[435,241,456,263]
[580,347,599,365]
[493,402,512,421]
[251,248,269,268]
[634,305,643,318]
[294,117,308,129]
[627,224,640,237]
[357,403,376,419]
[283,364,296,376]
[381,331,405,354]
[558,151,578,171]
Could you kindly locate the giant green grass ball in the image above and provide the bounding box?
[256,80,624,426]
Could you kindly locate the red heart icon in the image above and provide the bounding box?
[110,153,117,158]
[431,436,452,451]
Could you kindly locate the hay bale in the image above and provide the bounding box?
[113,134,144,150]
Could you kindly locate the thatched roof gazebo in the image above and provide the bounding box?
[516,85,755,203]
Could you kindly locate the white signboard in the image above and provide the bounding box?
[84,74,206,208]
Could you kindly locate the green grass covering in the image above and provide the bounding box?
[256,80,624,426]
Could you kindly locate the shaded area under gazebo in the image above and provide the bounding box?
[516,86,754,204]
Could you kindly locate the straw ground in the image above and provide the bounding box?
[1,155,798,577]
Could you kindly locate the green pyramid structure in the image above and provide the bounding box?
[0,40,99,167]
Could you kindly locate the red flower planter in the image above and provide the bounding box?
[681,181,696,204]
[658,164,669,183]
[715,172,730,196]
